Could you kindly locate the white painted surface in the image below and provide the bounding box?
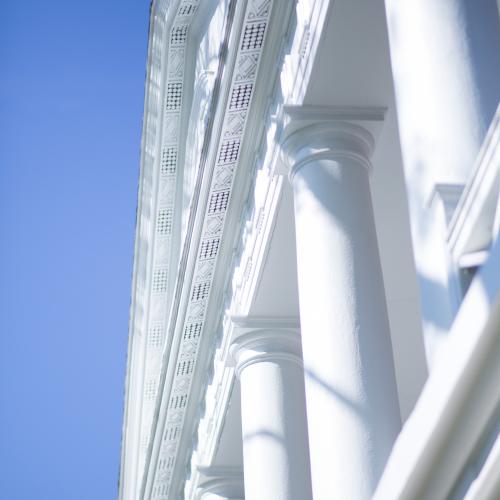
[374,238,500,500]
[384,0,500,366]
[370,105,428,420]
[285,121,401,499]
[231,329,313,500]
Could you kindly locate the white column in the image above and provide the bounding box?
[230,329,313,500]
[282,121,401,500]
[383,0,500,364]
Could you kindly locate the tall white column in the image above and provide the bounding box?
[383,0,500,365]
[230,329,313,500]
[281,121,401,500]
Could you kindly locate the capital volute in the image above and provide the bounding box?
[229,328,303,378]
[278,105,386,180]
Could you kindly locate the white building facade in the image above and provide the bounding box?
[119,1,500,499]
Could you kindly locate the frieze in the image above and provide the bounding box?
[149,0,274,497]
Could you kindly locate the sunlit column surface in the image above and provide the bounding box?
[230,329,313,500]
[384,0,500,365]
[282,122,401,500]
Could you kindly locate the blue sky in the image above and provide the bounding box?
[0,1,149,498]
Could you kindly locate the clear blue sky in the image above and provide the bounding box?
[0,1,149,498]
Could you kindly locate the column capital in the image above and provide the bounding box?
[229,328,303,378]
[195,468,244,500]
[278,105,386,180]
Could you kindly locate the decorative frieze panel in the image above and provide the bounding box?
[170,25,189,46]
[148,323,165,349]
[247,0,271,20]
[160,146,177,174]
[224,111,246,137]
[167,49,185,79]
[152,268,168,294]
[149,1,274,497]
[135,2,201,497]
[241,22,266,51]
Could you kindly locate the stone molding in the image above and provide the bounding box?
[142,1,290,498]
[120,1,202,498]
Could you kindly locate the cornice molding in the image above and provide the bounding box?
[120,1,189,498]
[139,1,300,498]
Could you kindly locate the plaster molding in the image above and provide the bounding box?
[120,1,195,498]
[140,1,299,497]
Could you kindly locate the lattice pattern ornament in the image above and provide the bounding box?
[150,0,273,497]
[139,3,200,498]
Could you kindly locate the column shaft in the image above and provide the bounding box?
[232,330,312,500]
[384,0,500,364]
[286,123,401,499]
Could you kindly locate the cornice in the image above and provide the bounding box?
[121,1,223,499]
[120,2,183,498]
[140,1,300,498]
